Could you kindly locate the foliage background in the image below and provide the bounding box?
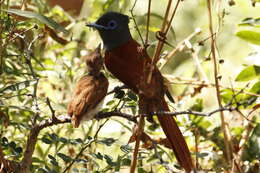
[0,0,259,172]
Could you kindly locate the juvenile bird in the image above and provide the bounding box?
[67,45,109,127]
[87,12,194,172]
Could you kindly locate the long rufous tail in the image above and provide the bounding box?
[158,99,194,172]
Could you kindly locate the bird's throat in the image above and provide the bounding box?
[100,27,132,51]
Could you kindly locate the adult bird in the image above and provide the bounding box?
[67,45,109,127]
[87,12,194,172]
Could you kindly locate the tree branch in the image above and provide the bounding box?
[19,116,71,173]
[3,103,241,173]
[95,111,137,123]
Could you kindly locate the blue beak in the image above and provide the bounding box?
[86,22,108,30]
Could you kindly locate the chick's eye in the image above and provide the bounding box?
[107,20,117,29]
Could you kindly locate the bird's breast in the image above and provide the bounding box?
[104,39,148,93]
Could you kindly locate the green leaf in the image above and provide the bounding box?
[114,89,125,99]
[137,168,146,173]
[9,141,16,149]
[121,158,131,166]
[57,153,72,162]
[6,9,69,34]
[48,154,56,161]
[1,137,9,147]
[58,137,68,144]
[106,100,115,106]
[48,133,59,142]
[98,138,116,146]
[239,17,260,27]
[120,144,132,153]
[235,65,260,81]
[250,81,260,94]
[242,124,260,161]
[74,158,88,163]
[104,154,116,166]
[41,137,53,144]
[127,91,138,101]
[196,152,209,158]
[70,138,83,144]
[14,147,23,154]
[0,80,37,94]
[72,168,79,173]
[50,160,58,167]
[91,152,103,160]
[236,30,260,45]
[48,154,59,167]
[190,98,204,112]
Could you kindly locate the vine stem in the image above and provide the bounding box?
[147,0,181,83]
[207,0,233,166]
[145,0,152,48]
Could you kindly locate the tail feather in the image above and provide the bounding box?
[158,99,194,172]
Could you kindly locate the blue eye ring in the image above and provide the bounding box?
[107,20,117,30]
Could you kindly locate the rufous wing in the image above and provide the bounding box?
[67,74,108,127]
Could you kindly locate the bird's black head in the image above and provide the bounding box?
[87,12,132,50]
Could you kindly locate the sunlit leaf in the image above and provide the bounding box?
[6,9,69,34]
[190,98,203,112]
[236,30,260,45]
[239,17,260,27]
[250,81,260,94]
[235,65,260,81]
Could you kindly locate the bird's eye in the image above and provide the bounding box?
[107,20,117,29]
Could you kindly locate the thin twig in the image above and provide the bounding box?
[95,106,236,121]
[130,115,145,173]
[190,46,209,83]
[159,28,201,70]
[207,0,233,164]
[95,111,137,123]
[164,0,181,35]
[46,97,56,120]
[107,85,129,95]
[145,0,152,48]
[163,75,260,97]
[24,33,43,125]
[62,119,109,173]
[130,0,145,46]
[194,128,200,170]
